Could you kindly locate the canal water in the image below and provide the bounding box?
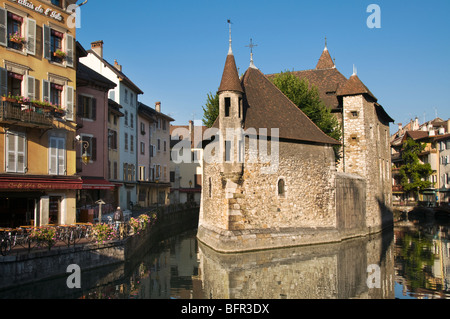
[0,216,449,299]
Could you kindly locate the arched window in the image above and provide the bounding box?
[278,179,285,197]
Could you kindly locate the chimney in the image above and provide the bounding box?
[398,123,402,133]
[155,102,161,113]
[413,117,420,131]
[189,120,194,134]
[114,60,122,72]
[91,40,104,58]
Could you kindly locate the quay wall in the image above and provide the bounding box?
[0,208,199,290]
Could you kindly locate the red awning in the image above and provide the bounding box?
[82,178,116,190]
[0,176,82,190]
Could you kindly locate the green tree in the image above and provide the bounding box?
[270,71,342,161]
[269,71,342,142]
[202,92,219,128]
[399,138,434,194]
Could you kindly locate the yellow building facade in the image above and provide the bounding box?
[0,0,80,227]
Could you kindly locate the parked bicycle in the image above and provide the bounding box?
[0,229,12,256]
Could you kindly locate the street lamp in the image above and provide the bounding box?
[76,135,90,165]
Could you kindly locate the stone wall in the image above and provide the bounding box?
[199,138,341,252]
[342,95,393,233]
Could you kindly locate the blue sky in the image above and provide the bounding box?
[76,0,450,129]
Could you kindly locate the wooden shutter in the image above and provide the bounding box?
[0,67,7,98]
[26,18,36,55]
[91,137,97,161]
[49,137,57,175]
[17,133,26,173]
[65,85,74,121]
[6,132,16,173]
[42,80,50,103]
[43,24,51,60]
[26,75,35,100]
[77,94,83,116]
[91,98,97,120]
[57,138,66,175]
[0,8,6,47]
[66,34,74,67]
[6,132,26,173]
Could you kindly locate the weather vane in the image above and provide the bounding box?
[246,38,258,68]
[227,19,233,54]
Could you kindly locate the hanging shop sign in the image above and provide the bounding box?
[9,0,64,22]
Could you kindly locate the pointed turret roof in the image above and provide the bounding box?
[214,66,340,145]
[217,52,244,94]
[336,73,377,101]
[316,46,335,70]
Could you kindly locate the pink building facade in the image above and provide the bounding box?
[76,62,117,215]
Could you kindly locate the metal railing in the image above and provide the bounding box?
[0,101,54,128]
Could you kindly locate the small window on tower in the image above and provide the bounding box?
[225,97,231,117]
[350,111,359,118]
[278,179,285,197]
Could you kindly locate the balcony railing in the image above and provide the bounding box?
[0,100,54,128]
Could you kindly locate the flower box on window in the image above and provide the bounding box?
[53,50,66,59]
[9,32,25,44]
[2,96,18,103]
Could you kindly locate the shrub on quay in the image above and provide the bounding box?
[29,227,57,250]
[92,224,117,244]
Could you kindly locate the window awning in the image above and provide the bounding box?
[82,178,116,190]
[0,176,82,190]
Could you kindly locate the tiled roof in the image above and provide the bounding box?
[316,48,335,70]
[215,66,340,145]
[336,74,377,101]
[275,68,348,111]
[218,53,244,94]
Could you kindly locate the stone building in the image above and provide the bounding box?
[198,39,394,252]
[269,44,394,232]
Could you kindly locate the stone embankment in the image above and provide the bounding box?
[0,207,199,290]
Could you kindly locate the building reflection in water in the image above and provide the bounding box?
[198,229,395,299]
[0,228,395,299]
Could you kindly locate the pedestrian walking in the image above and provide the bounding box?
[113,207,124,232]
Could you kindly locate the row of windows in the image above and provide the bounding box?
[5,130,66,175]
[0,8,74,67]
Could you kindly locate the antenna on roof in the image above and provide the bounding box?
[227,19,233,55]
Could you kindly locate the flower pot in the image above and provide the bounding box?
[10,38,24,44]
[53,52,65,59]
